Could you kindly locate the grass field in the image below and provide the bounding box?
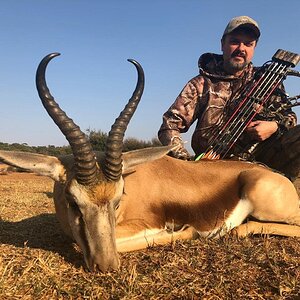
[0,172,299,299]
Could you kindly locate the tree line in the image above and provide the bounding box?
[0,129,161,157]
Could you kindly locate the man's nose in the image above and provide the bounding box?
[237,43,246,52]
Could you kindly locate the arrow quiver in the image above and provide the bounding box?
[195,49,300,161]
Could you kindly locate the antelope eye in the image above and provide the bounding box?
[65,192,75,204]
[68,200,78,209]
[67,198,83,220]
[65,192,81,212]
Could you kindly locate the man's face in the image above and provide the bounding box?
[221,29,257,75]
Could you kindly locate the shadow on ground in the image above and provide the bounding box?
[0,213,84,268]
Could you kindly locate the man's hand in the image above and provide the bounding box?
[169,146,191,160]
[169,137,191,160]
[246,120,278,141]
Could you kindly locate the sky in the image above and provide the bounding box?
[0,0,299,150]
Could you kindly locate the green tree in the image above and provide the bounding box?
[86,129,108,151]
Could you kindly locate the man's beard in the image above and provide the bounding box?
[224,58,248,74]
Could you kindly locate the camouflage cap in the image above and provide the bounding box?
[223,16,260,39]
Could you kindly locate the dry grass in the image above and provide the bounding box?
[0,173,299,299]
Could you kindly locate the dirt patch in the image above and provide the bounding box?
[0,172,299,299]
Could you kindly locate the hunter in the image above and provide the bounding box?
[158,15,300,181]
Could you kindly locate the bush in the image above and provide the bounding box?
[0,131,161,156]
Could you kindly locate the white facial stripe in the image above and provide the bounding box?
[68,180,90,207]
[112,178,124,202]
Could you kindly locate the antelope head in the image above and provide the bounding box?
[0,53,175,271]
[35,53,144,272]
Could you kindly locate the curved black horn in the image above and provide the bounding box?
[104,59,145,181]
[36,53,99,186]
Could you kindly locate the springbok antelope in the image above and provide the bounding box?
[0,53,300,272]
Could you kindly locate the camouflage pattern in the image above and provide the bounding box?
[158,53,299,178]
[251,125,300,181]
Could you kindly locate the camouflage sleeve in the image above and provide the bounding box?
[158,75,205,146]
[263,84,297,131]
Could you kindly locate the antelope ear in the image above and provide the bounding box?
[0,150,66,182]
[122,145,176,174]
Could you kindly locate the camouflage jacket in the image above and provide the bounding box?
[158,53,297,156]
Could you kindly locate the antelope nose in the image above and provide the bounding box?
[90,254,120,273]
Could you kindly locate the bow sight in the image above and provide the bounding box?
[195,49,300,161]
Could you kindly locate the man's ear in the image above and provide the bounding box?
[0,150,67,182]
[122,145,176,174]
[221,37,225,52]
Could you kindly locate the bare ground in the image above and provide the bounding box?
[0,172,299,299]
